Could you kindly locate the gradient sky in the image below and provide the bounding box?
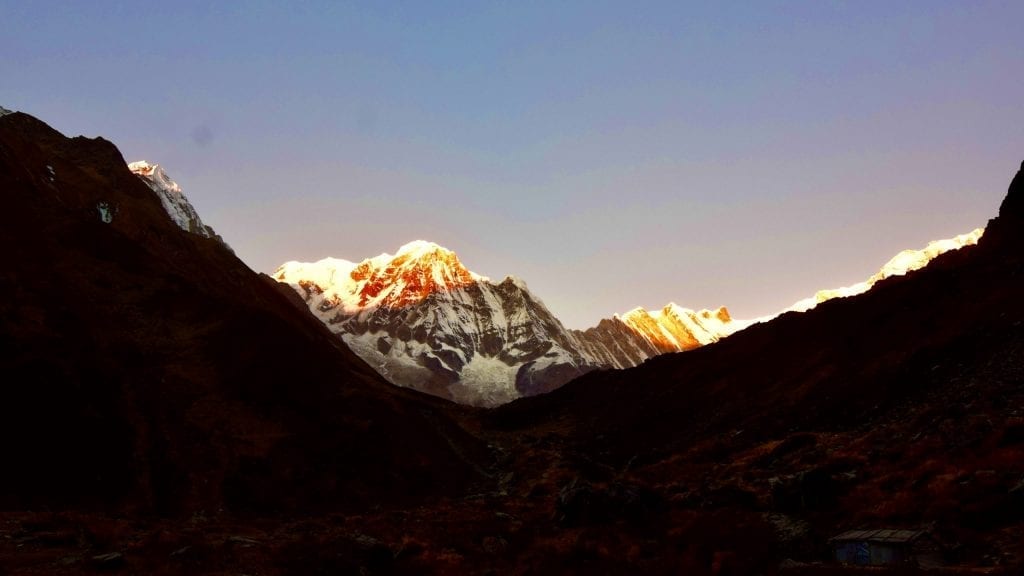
[3,1,1023,328]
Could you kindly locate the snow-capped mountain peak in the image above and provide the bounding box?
[128,160,181,194]
[275,241,595,406]
[616,303,738,351]
[127,160,219,240]
[869,228,984,284]
[393,239,453,259]
[277,241,486,315]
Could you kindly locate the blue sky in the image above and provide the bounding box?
[3,1,1023,327]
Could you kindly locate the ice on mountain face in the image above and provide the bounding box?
[46,165,55,182]
[451,355,520,407]
[127,160,218,239]
[276,240,485,317]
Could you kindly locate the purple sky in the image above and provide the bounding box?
[3,2,1022,328]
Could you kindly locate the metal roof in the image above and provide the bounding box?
[829,529,926,544]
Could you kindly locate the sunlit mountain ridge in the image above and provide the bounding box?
[113,139,987,408]
[120,158,986,407]
[274,227,981,405]
[117,156,987,407]
[785,228,985,314]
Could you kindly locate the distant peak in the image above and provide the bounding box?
[0,105,13,117]
[128,160,182,194]
[276,241,488,312]
[127,160,218,240]
[127,159,158,174]
[394,240,453,258]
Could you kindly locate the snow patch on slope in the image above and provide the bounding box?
[451,354,520,406]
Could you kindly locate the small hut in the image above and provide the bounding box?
[829,529,942,568]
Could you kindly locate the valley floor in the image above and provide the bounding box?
[4,408,1024,576]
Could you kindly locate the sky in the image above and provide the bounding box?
[3,1,1023,328]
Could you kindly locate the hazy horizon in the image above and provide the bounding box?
[3,1,1022,328]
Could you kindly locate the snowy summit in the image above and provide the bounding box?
[128,160,219,240]
[273,241,746,406]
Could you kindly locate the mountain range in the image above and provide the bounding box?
[273,241,742,405]
[115,161,981,408]
[273,231,982,406]
[2,106,1022,575]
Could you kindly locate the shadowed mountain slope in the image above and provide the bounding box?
[0,111,491,516]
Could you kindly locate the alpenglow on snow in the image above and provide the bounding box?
[273,241,743,406]
[274,230,983,407]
